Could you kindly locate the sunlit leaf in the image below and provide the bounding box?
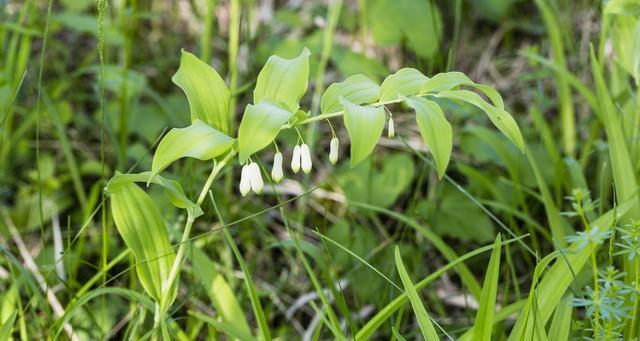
[321,74,380,113]
[108,182,176,304]
[405,97,452,179]
[340,97,385,166]
[420,71,504,109]
[237,101,293,163]
[379,68,429,102]
[172,50,230,134]
[254,48,311,112]
[436,90,524,151]
[150,120,234,181]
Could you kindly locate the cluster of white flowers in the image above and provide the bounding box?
[239,162,264,196]
[239,138,341,196]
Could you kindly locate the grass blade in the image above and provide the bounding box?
[471,234,502,341]
[394,246,440,341]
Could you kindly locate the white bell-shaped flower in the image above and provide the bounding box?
[239,164,251,196]
[272,152,283,183]
[329,137,339,165]
[291,145,301,173]
[249,162,264,194]
[301,144,312,173]
[388,116,395,138]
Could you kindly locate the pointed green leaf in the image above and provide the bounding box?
[321,74,380,113]
[0,311,16,341]
[254,48,311,112]
[405,97,452,179]
[172,50,230,134]
[150,120,234,181]
[109,182,176,303]
[190,248,252,340]
[106,172,203,218]
[436,89,524,151]
[547,293,572,341]
[237,101,293,163]
[394,246,440,341]
[341,98,385,166]
[472,234,502,341]
[420,71,504,109]
[379,68,429,102]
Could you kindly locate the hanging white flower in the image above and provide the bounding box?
[249,162,264,194]
[388,116,395,138]
[301,144,312,173]
[329,137,339,165]
[291,145,301,173]
[272,152,283,183]
[239,164,251,196]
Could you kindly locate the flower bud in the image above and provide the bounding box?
[272,152,283,183]
[239,164,251,196]
[329,137,339,165]
[291,145,301,173]
[388,116,395,138]
[249,162,264,194]
[301,144,312,173]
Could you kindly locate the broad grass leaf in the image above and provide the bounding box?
[189,311,257,341]
[237,101,293,163]
[190,248,252,340]
[471,234,502,341]
[172,50,230,134]
[547,293,572,341]
[405,97,452,178]
[254,47,311,112]
[590,48,639,212]
[436,89,524,151]
[394,246,440,341]
[150,120,234,181]
[321,74,380,113]
[507,201,634,340]
[109,182,176,303]
[379,68,429,102]
[340,97,385,166]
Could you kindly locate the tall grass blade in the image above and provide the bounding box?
[394,246,440,340]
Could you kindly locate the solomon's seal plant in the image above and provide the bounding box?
[104,47,523,337]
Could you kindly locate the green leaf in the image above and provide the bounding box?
[150,120,234,181]
[394,246,440,341]
[237,101,293,163]
[472,234,502,341]
[340,98,385,166]
[0,311,16,341]
[436,89,524,151]
[420,71,504,109]
[254,47,311,112]
[547,293,572,341]
[172,50,230,134]
[190,248,252,340]
[379,68,429,102]
[321,74,380,113]
[109,182,176,303]
[405,97,452,179]
[106,171,203,218]
[368,0,442,58]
